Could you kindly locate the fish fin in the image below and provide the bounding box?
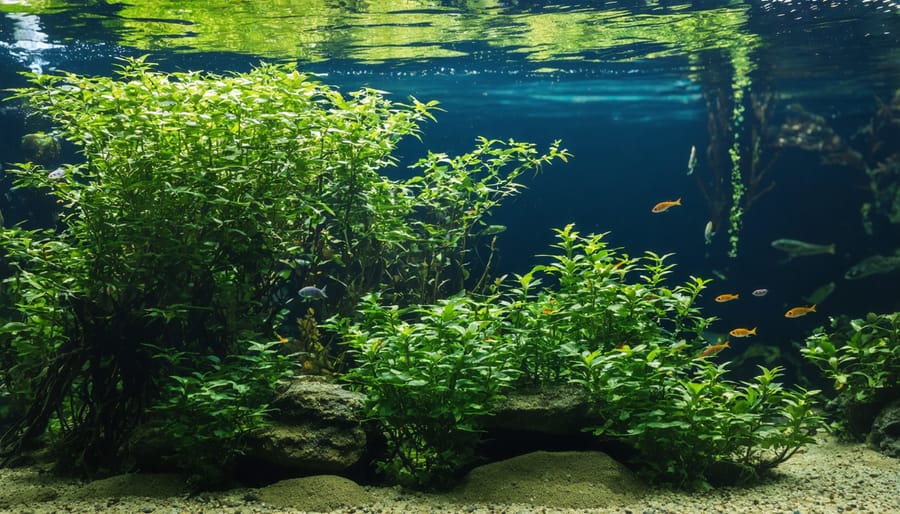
[321,285,328,298]
[750,327,757,335]
[810,304,816,312]
[828,244,836,254]
[675,198,682,205]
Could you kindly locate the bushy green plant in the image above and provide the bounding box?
[0,56,569,476]
[573,345,821,488]
[503,224,714,385]
[332,293,519,487]
[0,57,446,471]
[802,312,900,437]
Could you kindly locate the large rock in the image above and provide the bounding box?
[449,450,646,508]
[486,384,592,435]
[870,398,900,458]
[245,376,367,474]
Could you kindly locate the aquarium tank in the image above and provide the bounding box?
[0,0,898,495]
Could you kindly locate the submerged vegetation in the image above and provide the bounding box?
[0,58,839,491]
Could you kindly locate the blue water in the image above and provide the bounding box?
[1,0,899,379]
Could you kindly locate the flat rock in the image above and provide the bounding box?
[257,475,373,511]
[449,450,646,509]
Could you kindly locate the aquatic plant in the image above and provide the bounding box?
[0,56,565,478]
[504,224,713,385]
[574,351,821,488]
[332,293,520,487]
[332,224,823,488]
[802,312,900,438]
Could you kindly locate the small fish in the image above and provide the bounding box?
[844,255,900,280]
[751,288,768,297]
[277,334,289,344]
[695,341,729,359]
[729,327,757,338]
[541,307,553,315]
[785,304,816,318]
[47,167,65,180]
[704,220,715,245]
[298,285,327,299]
[715,293,739,303]
[477,224,507,236]
[687,145,698,175]
[804,282,835,305]
[651,198,682,213]
[770,239,836,259]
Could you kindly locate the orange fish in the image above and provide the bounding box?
[785,304,816,318]
[651,198,682,213]
[695,341,730,358]
[541,307,554,315]
[277,334,289,344]
[715,293,740,303]
[729,327,757,338]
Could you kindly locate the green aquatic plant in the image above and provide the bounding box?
[503,224,714,385]
[0,57,439,472]
[574,350,822,488]
[802,312,900,438]
[0,56,564,477]
[331,224,823,489]
[332,293,520,487]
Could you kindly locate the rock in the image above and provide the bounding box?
[244,376,367,474]
[247,422,366,473]
[449,450,646,509]
[256,475,373,512]
[486,384,592,435]
[71,473,189,499]
[870,398,900,458]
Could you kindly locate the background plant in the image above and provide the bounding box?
[802,312,900,438]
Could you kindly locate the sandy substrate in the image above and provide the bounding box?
[1,436,897,514]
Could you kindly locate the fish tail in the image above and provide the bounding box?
[723,341,730,348]
[750,327,757,335]
[675,198,682,205]
[809,304,816,312]
[828,244,836,254]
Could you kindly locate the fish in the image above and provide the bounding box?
[729,327,757,338]
[651,198,681,213]
[477,224,507,236]
[844,255,900,280]
[704,220,715,245]
[804,282,835,305]
[785,304,816,318]
[687,145,698,175]
[298,285,327,299]
[695,341,729,358]
[47,167,65,180]
[770,239,836,259]
[752,288,768,297]
[715,293,739,303]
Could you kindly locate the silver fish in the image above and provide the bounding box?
[704,220,714,245]
[771,238,836,258]
[47,167,65,180]
[298,285,328,299]
[844,255,900,280]
[687,145,698,175]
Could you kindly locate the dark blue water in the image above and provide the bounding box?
[2,0,899,379]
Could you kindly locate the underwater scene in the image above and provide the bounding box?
[0,1,899,513]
